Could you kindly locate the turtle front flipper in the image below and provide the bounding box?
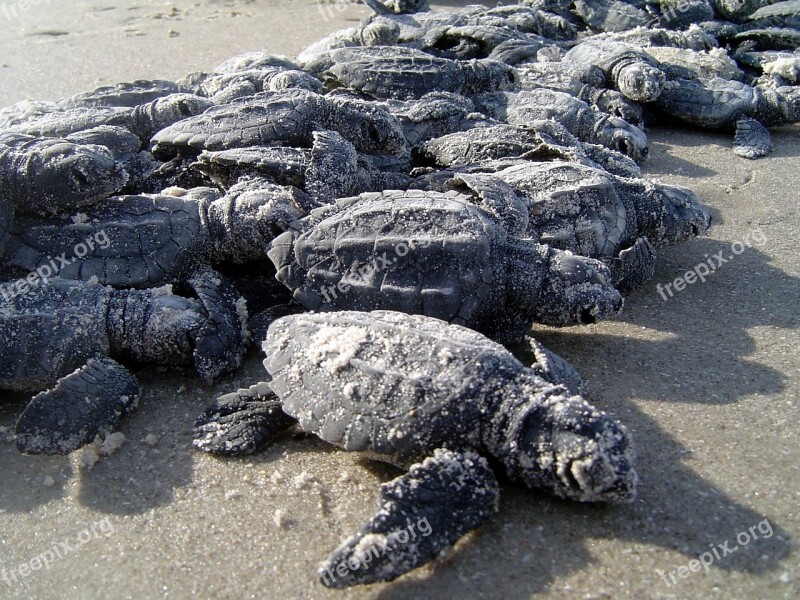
[733,116,772,160]
[526,337,585,395]
[607,237,657,291]
[193,384,296,456]
[186,268,249,385]
[15,357,140,455]
[318,449,499,588]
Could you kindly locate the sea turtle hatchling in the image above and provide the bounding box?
[2,269,247,455]
[150,89,406,158]
[193,309,637,587]
[473,89,650,163]
[4,180,317,289]
[267,189,623,339]
[316,46,517,101]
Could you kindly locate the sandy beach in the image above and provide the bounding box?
[0,2,797,599]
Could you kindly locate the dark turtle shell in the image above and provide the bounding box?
[268,190,507,325]
[6,194,207,288]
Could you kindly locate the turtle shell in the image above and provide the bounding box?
[264,310,519,460]
[6,194,207,288]
[151,90,323,155]
[0,200,13,256]
[495,162,632,258]
[268,190,507,326]
[0,280,111,392]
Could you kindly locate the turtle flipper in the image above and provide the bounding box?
[15,357,140,455]
[361,0,393,15]
[608,237,657,291]
[186,268,248,384]
[733,116,772,159]
[526,337,584,395]
[305,130,359,204]
[318,449,499,588]
[193,385,295,455]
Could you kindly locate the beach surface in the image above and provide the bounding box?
[0,2,797,599]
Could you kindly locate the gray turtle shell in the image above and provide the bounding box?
[268,190,507,325]
[264,310,518,460]
[0,280,111,392]
[489,161,633,257]
[6,194,207,288]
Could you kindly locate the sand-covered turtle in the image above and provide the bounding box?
[267,189,623,339]
[2,269,246,454]
[150,89,406,158]
[413,121,643,179]
[0,132,127,216]
[515,60,645,127]
[193,309,636,587]
[449,163,711,288]
[5,181,316,289]
[316,46,517,101]
[564,39,666,103]
[192,130,411,200]
[474,89,649,162]
[5,93,213,144]
[654,77,800,157]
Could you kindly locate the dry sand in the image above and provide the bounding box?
[0,1,797,599]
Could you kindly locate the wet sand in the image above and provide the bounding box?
[0,2,798,599]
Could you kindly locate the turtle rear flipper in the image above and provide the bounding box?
[186,268,248,384]
[733,116,772,159]
[15,357,140,455]
[318,449,499,588]
[608,237,657,291]
[193,384,296,456]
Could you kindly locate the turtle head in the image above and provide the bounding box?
[463,59,518,95]
[360,17,401,46]
[207,180,314,263]
[509,243,623,327]
[635,182,711,246]
[269,70,323,93]
[35,140,127,214]
[613,61,665,103]
[328,97,407,156]
[595,116,649,163]
[507,388,637,503]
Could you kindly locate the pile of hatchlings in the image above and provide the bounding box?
[1,0,797,588]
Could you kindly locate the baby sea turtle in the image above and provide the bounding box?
[564,38,666,103]
[192,130,411,201]
[413,121,643,178]
[267,189,623,339]
[5,182,316,289]
[450,162,710,288]
[3,269,246,454]
[654,77,800,158]
[317,46,517,100]
[515,60,645,127]
[474,89,649,162]
[0,132,127,216]
[150,89,406,158]
[193,309,636,587]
